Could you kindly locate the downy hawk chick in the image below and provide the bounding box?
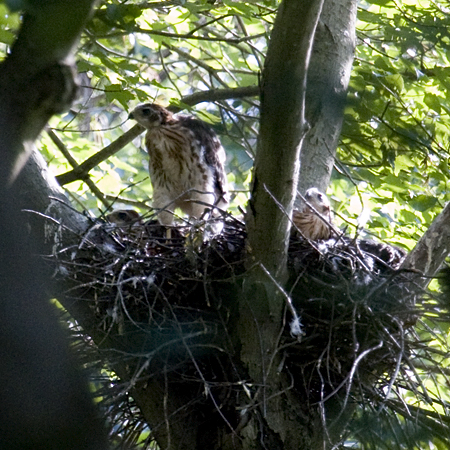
[292,188,333,240]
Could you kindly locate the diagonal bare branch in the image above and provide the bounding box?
[56,85,259,186]
[400,201,450,282]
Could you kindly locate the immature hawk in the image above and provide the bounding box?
[105,209,145,242]
[292,188,332,240]
[128,103,229,226]
[106,209,142,227]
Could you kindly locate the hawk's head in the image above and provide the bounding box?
[128,103,173,128]
[106,209,142,226]
[304,188,330,215]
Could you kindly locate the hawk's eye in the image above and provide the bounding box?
[317,193,323,202]
[141,108,152,116]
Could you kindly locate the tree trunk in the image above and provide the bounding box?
[297,0,358,198]
[242,0,327,448]
[0,2,108,449]
[247,0,324,281]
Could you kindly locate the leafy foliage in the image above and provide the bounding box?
[338,0,450,249]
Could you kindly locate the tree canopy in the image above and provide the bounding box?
[0,0,445,248]
[2,0,450,448]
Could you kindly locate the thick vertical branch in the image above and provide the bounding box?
[246,0,324,282]
[298,0,357,197]
[0,2,108,449]
[240,1,325,448]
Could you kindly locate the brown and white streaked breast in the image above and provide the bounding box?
[292,188,332,240]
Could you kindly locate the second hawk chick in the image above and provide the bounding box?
[106,209,142,227]
[292,188,332,240]
[128,103,229,227]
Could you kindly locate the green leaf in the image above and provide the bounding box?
[408,195,438,212]
[382,74,404,94]
[399,209,418,223]
[105,84,135,109]
[383,174,407,192]
[195,110,220,125]
[424,93,442,113]
[365,0,394,5]
[0,28,14,45]
[394,154,414,175]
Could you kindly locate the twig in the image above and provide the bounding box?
[47,129,112,208]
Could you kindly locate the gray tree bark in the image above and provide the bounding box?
[297,0,357,199]
[246,0,324,282]
[401,201,450,280]
[242,0,326,448]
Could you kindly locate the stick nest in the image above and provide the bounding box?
[52,214,443,446]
